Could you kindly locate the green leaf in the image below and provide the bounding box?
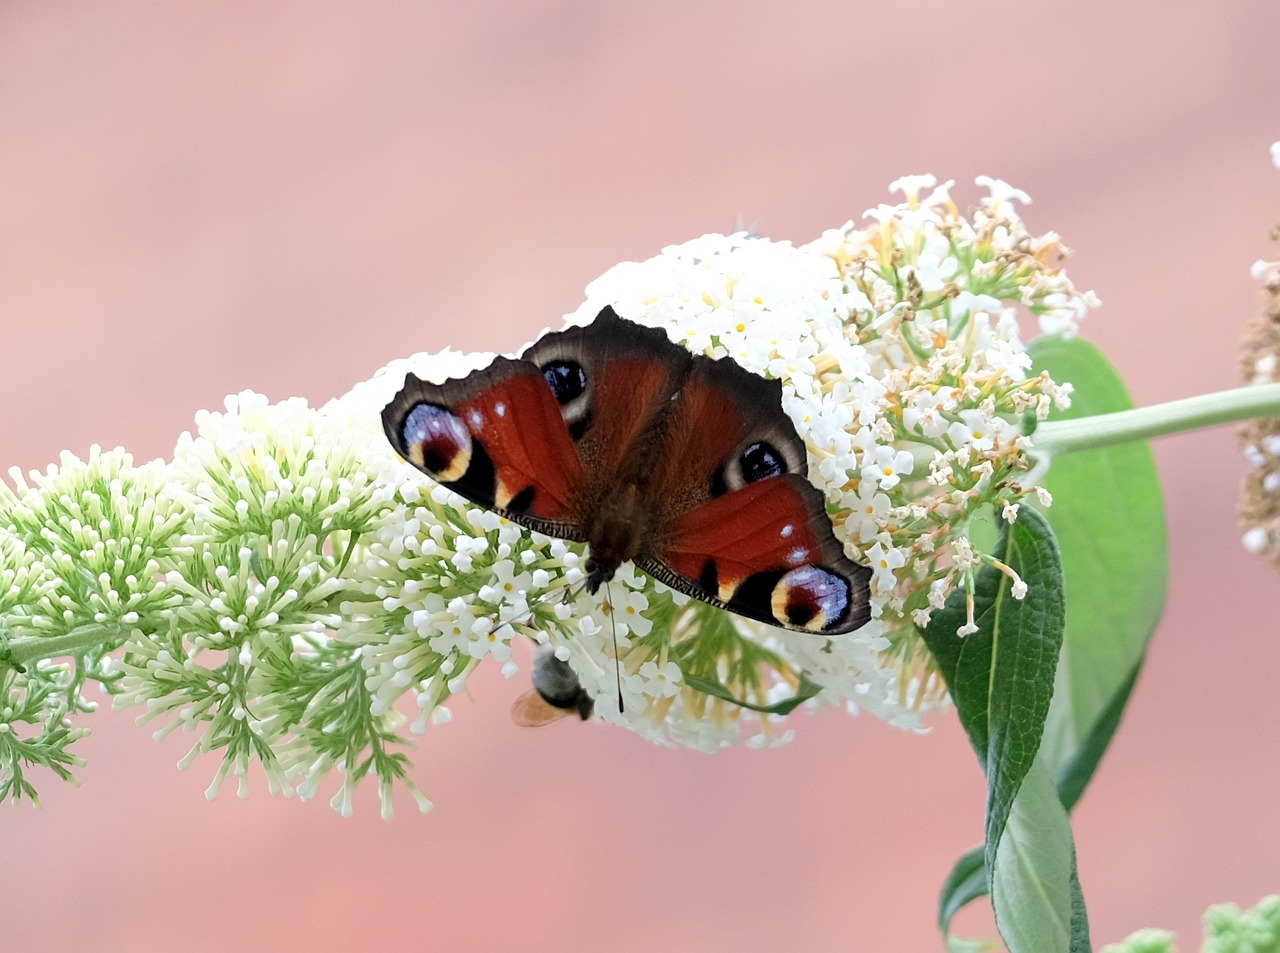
[991,758,1090,953]
[938,846,989,939]
[922,508,1065,864]
[1028,336,1167,808]
[680,670,822,715]
[923,507,1084,951]
[938,846,986,926]
[1052,660,1140,812]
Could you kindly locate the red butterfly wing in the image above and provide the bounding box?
[520,308,691,485]
[640,474,871,635]
[635,351,871,635]
[381,357,587,538]
[382,308,694,565]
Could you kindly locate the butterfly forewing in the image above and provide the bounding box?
[521,307,692,485]
[381,357,588,540]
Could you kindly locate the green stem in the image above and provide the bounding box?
[2,624,123,669]
[1033,382,1280,458]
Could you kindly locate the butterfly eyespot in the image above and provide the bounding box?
[542,360,588,405]
[717,440,787,494]
[401,403,472,482]
[740,441,785,483]
[770,565,852,632]
[540,359,593,437]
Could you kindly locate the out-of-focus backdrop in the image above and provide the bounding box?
[2,3,1277,951]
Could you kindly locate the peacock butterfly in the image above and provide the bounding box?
[381,306,872,638]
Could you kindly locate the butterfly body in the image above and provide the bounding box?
[577,481,652,593]
[382,307,871,635]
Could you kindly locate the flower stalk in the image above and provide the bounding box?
[1,625,122,669]
[1034,382,1280,458]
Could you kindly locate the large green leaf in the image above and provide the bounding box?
[922,509,1064,867]
[923,508,1085,952]
[1028,336,1168,808]
[991,758,1091,953]
[930,336,1161,950]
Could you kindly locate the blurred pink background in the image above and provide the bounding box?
[2,2,1278,950]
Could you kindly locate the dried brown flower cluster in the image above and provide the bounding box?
[1240,256,1280,567]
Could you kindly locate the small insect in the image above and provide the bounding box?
[510,645,595,727]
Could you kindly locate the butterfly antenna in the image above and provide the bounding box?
[492,577,594,644]
[492,598,540,638]
[493,579,581,639]
[604,580,624,714]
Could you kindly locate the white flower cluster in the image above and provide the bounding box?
[0,176,1096,810]
[0,446,188,803]
[334,286,915,750]
[1,448,186,636]
[560,175,1092,727]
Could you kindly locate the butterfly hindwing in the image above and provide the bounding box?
[636,347,872,635]
[645,350,808,517]
[641,474,872,635]
[381,356,588,540]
